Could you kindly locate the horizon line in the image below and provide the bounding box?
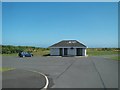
[0,44,119,48]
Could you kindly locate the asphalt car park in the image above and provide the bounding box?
[2,56,118,88]
[2,69,46,88]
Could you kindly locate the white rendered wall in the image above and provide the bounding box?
[50,48,59,56]
[82,48,86,56]
[68,48,76,56]
[50,47,87,56]
[85,48,87,56]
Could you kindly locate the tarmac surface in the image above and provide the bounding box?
[2,56,118,88]
[2,69,46,88]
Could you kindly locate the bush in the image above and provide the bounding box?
[1,45,50,55]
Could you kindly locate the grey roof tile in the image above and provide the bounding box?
[50,40,86,48]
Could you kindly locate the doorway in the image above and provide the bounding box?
[59,48,63,56]
[64,48,68,56]
[76,48,82,56]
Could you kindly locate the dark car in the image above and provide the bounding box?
[18,52,33,57]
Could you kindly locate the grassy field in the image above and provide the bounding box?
[87,49,119,61]
[32,49,50,56]
[87,50,118,56]
[1,50,50,56]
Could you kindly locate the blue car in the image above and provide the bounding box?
[18,52,33,57]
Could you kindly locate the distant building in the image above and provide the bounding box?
[49,40,87,56]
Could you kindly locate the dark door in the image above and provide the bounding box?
[76,48,82,56]
[59,48,63,56]
[64,48,68,56]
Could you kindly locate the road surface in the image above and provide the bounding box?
[2,56,118,88]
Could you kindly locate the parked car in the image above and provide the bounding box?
[18,52,33,57]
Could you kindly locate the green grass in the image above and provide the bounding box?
[87,50,119,61]
[0,67,15,72]
[87,50,118,56]
[2,53,17,56]
[111,56,120,61]
[32,50,50,56]
[1,50,50,56]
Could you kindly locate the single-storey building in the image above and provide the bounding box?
[49,40,87,56]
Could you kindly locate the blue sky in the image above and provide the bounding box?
[2,2,118,48]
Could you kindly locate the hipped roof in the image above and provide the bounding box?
[50,40,87,48]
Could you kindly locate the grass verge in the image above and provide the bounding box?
[87,50,119,61]
[2,54,17,56]
[111,56,120,61]
[87,50,118,56]
[0,67,15,72]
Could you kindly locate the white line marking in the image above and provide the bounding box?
[27,70,49,90]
